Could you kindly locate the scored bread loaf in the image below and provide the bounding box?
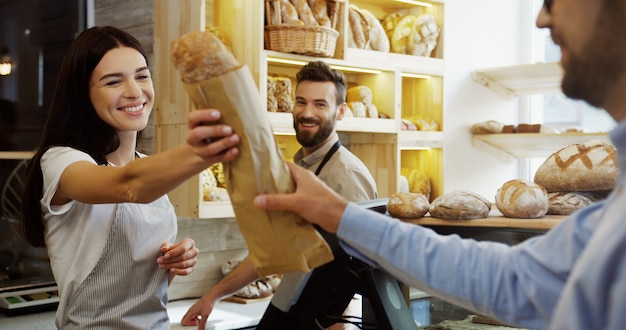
[547,191,596,215]
[495,180,549,219]
[428,191,491,220]
[534,140,618,192]
[387,192,429,219]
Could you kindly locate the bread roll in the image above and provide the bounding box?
[534,140,618,192]
[547,191,596,215]
[274,77,294,113]
[349,102,366,117]
[429,191,491,220]
[347,85,373,105]
[471,120,504,134]
[495,180,549,219]
[387,192,429,218]
[267,76,278,112]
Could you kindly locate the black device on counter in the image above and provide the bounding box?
[256,198,418,330]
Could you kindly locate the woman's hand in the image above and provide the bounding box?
[158,238,199,276]
[181,295,217,329]
[186,109,240,164]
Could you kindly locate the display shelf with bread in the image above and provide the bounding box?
[470,62,613,161]
[472,132,611,161]
[153,0,447,217]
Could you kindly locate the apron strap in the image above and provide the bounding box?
[314,140,341,176]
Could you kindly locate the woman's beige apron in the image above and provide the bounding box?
[61,196,177,329]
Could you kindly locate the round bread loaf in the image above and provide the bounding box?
[428,191,492,220]
[471,120,504,134]
[534,140,618,192]
[387,192,429,218]
[495,180,548,219]
[547,191,596,215]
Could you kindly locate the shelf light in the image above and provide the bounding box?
[393,0,433,7]
[272,131,296,136]
[401,73,431,79]
[266,57,307,66]
[328,65,382,74]
[267,57,382,74]
[401,147,433,151]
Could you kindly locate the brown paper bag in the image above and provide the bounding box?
[182,66,333,276]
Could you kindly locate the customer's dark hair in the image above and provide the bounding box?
[295,61,347,106]
[21,26,148,247]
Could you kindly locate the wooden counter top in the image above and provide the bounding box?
[403,214,565,231]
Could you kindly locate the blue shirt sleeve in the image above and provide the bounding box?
[336,201,605,329]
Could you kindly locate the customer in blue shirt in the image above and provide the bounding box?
[253,1,626,329]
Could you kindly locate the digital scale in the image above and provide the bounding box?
[0,278,59,316]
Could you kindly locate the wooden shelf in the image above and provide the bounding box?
[472,62,563,98]
[472,132,611,161]
[267,112,398,134]
[405,214,565,231]
[0,151,35,160]
[398,130,444,149]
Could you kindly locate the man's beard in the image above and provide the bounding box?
[561,3,626,108]
[294,117,336,148]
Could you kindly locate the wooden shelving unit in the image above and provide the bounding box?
[154,0,447,218]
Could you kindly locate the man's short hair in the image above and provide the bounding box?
[296,61,347,106]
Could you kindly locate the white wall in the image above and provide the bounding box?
[442,0,528,200]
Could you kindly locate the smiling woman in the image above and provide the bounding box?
[17,26,241,329]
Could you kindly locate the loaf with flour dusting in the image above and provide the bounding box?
[429,191,491,220]
[495,180,548,219]
[387,192,429,218]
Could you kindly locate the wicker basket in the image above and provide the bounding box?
[264,0,341,58]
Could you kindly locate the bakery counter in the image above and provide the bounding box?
[0,298,269,330]
[402,211,566,244]
[405,214,565,231]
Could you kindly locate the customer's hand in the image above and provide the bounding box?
[186,108,240,164]
[158,238,199,276]
[254,162,349,234]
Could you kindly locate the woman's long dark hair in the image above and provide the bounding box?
[21,26,148,247]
